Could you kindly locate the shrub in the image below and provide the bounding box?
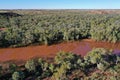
[9,63,17,73]
[49,63,55,73]
[116,56,120,63]
[38,58,45,70]
[52,63,69,80]
[12,71,24,80]
[84,48,111,64]
[97,60,110,71]
[25,59,36,72]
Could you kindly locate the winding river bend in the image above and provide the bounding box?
[0,39,120,63]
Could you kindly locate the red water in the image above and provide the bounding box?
[0,39,120,63]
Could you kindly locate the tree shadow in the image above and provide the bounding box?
[0,12,22,17]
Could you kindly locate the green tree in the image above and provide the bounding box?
[12,71,24,80]
[97,60,110,71]
[84,48,111,64]
[25,59,36,72]
[9,63,17,73]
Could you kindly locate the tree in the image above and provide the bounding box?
[84,48,111,64]
[25,59,36,72]
[97,60,110,71]
[9,63,17,73]
[12,71,24,80]
[52,62,69,80]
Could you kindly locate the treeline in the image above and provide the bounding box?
[0,11,120,47]
[0,48,120,80]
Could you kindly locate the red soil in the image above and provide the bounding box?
[0,39,120,64]
[0,28,6,31]
[89,10,120,14]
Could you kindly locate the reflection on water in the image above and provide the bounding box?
[0,39,120,62]
[113,50,120,56]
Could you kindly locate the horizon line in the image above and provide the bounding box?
[0,9,120,10]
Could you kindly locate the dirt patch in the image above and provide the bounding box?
[89,10,120,14]
[0,28,6,31]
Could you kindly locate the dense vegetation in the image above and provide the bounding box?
[0,48,120,80]
[0,10,120,47]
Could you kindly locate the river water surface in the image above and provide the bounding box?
[0,39,120,63]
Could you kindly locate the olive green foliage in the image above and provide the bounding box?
[84,48,112,64]
[55,51,77,64]
[12,72,20,80]
[25,59,36,72]
[9,63,17,73]
[52,63,69,80]
[97,60,110,71]
[12,71,24,80]
[55,51,83,70]
[38,58,52,78]
[86,71,120,80]
[0,48,120,80]
[38,58,50,71]
[90,15,120,42]
[1,11,120,47]
[0,11,90,47]
[53,51,78,80]
[84,48,115,71]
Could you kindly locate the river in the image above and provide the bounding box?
[0,39,120,63]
